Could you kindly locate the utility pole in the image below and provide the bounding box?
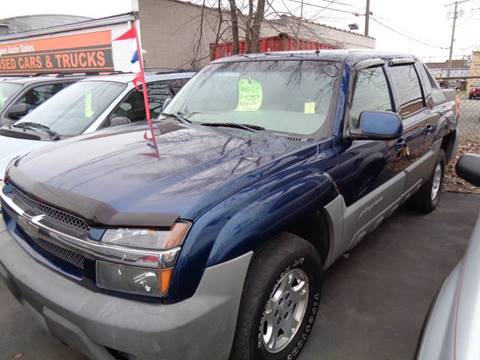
[364,0,370,37]
[447,1,459,79]
[446,0,469,78]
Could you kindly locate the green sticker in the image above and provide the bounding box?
[84,90,94,118]
[236,79,263,112]
[304,102,316,114]
[0,89,7,107]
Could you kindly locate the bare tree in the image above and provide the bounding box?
[228,0,266,54]
[227,0,241,54]
[191,0,207,68]
[247,0,266,53]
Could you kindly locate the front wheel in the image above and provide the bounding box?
[230,234,322,360]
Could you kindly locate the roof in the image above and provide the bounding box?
[79,71,196,84]
[1,14,92,35]
[268,15,375,41]
[212,49,418,65]
[426,59,469,69]
[0,74,86,84]
[0,13,135,42]
[167,0,374,41]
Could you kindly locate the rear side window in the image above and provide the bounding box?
[422,65,446,104]
[350,66,393,128]
[108,81,174,124]
[389,65,424,117]
[7,82,71,120]
[166,78,190,95]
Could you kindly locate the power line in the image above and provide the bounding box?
[289,0,361,15]
[299,0,354,7]
[309,0,336,19]
[370,17,449,50]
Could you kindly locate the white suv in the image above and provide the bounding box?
[0,71,195,185]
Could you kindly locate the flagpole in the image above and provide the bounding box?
[132,20,160,158]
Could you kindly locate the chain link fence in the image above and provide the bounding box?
[439,77,480,193]
[459,99,480,142]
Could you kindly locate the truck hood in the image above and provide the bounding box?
[7,122,306,227]
[0,135,46,179]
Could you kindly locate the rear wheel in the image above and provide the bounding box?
[408,150,446,213]
[230,233,322,360]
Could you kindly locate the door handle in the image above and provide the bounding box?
[425,124,434,135]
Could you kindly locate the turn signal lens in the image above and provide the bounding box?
[160,268,173,295]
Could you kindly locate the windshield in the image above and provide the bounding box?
[0,82,22,111]
[16,81,126,136]
[165,60,340,136]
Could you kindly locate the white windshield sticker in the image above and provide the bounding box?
[236,79,263,112]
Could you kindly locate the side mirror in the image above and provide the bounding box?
[162,97,173,112]
[6,103,28,120]
[110,116,131,127]
[349,111,403,140]
[456,154,480,187]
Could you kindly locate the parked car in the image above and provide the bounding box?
[0,71,195,187]
[0,75,85,125]
[0,50,458,360]
[416,154,480,360]
[468,85,480,99]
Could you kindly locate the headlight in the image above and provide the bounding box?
[96,222,190,297]
[96,262,173,297]
[102,222,190,250]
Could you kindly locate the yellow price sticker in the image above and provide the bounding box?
[236,79,263,112]
[304,102,316,114]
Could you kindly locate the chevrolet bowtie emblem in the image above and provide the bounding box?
[17,214,46,239]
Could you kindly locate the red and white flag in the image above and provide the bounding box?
[113,23,159,157]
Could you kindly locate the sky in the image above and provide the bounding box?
[2,0,479,62]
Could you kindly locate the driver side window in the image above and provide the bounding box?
[350,66,393,129]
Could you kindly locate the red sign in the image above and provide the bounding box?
[0,30,114,74]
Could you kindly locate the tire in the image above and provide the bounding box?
[230,233,322,360]
[408,150,446,214]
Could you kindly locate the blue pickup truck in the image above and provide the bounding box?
[0,50,458,360]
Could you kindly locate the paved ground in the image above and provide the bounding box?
[303,192,479,360]
[0,192,479,360]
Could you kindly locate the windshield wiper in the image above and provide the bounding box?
[13,122,60,140]
[200,122,265,132]
[159,112,192,124]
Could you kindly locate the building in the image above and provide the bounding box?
[0,14,136,75]
[425,59,470,90]
[0,15,91,35]
[425,59,470,79]
[138,0,375,69]
[467,51,480,89]
[0,0,376,75]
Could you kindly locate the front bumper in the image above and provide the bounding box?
[0,225,252,360]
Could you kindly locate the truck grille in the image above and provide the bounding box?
[31,235,85,270]
[12,187,90,235]
[5,185,90,274]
